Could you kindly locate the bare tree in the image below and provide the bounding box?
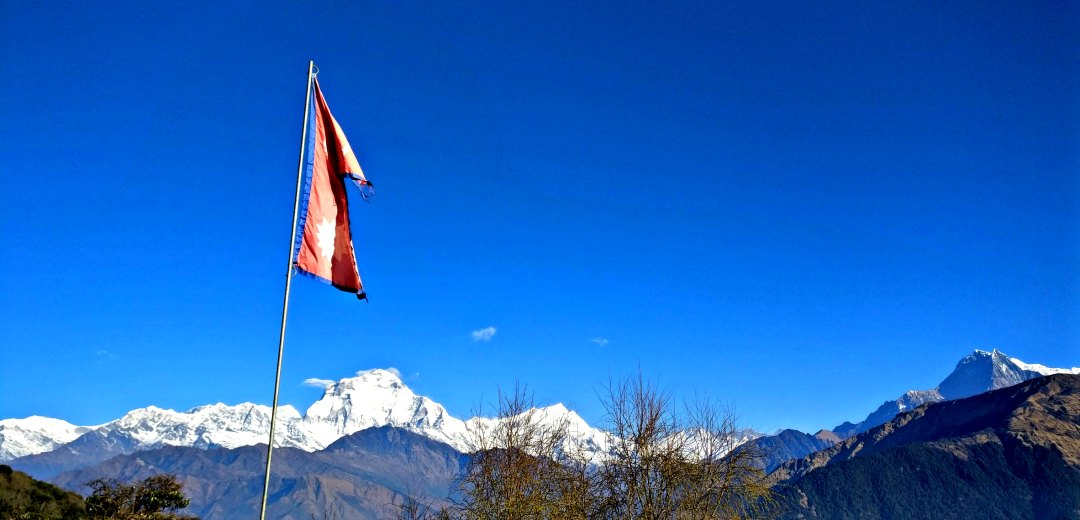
[455,384,592,520]
[594,374,775,520]
[404,376,776,520]
[595,373,684,519]
[389,492,451,520]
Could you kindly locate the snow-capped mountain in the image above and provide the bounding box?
[301,369,471,451]
[938,349,1062,399]
[1,368,609,478]
[464,402,611,460]
[1,403,313,479]
[301,370,611,457]
[528,403,610,457]
[5,350,1073,477]
[1010,357,1080,376]
[98,402,306,450]
[0,416,93,461]
[832,349,1078,438]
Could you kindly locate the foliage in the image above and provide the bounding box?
[84,474,198,520]
[0,464,85,520]
[453,385,595,520]
[594,375,776,519]
[399,376,776,520]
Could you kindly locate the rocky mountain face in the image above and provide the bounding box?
[51,426,466,520]
[772,374,1080,520]
[832,349,1077,439]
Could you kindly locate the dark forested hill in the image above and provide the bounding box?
[772,374,1080,520]
[0,464,85,519]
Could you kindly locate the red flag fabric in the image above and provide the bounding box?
[293,78,369,299]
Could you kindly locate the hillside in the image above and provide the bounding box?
[0,464,84,519]
[772,374,1080,520]
[51,426,466,520]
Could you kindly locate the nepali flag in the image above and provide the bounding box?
[293,78,371,299]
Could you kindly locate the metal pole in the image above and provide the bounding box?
[258,59,315,520]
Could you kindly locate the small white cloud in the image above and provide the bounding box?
[302,378,335,388]
[387,367,403,378]
[591,337,609,347]
[471,326,497,342]
[92,350,115,363]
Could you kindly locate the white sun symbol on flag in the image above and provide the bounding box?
[315,218,336,262]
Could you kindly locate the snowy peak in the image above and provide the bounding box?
[302,370,470,451]
[938,349,1040,400]
[531,403,589,431]
[1,369,591,463]
[101,402,303,450]
[0,416,92,461]
[330,368,408,394]
[305,369,412,422]
[461,401,610,460]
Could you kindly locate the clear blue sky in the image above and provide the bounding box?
[1,1,1076,434]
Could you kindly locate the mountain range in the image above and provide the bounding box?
[771,373,1080,519]
[831,349,1079,438]
[50,427,466,520]
[0,368,607,481]
[2,349,1077,519]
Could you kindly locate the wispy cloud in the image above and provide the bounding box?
[591,337,609,347]
[302,378,335,388]
[472,326,497,342]
[92,349,115,364]
[387,367,403,378]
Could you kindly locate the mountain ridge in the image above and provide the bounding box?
[3,350,1075,482]
[4,369,607,480]
[50,426,467,520]
[831,349,1077,438]
[772,373,1080,519]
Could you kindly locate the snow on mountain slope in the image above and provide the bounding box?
[1010,357,1080,376]
[10,350,1072,466]
[937,349,1041,399]
[301,368,471,451]
[1,369,608,464]
[531,403,609,457]
[0,416,93,461]
[301,370,610,455]
[97,403,306,451]
[464,402,610,460]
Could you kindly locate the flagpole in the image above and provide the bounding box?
[259,59,316,520]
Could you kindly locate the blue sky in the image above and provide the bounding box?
[1,1,1076,434]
